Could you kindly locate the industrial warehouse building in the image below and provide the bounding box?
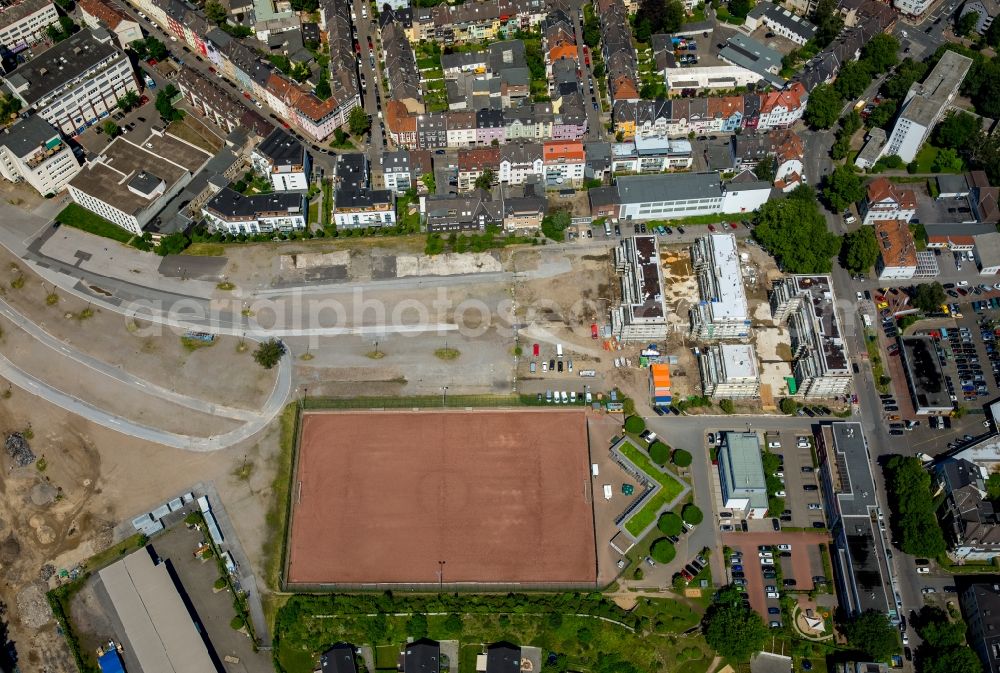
[717,431,768,518]
[97,548,218,673]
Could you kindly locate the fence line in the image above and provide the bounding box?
[309,610,635,632]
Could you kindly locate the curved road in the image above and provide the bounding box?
[0,297,264,422]
[0,349,291,451]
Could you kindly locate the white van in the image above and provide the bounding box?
[556,343,564,358]
[604,222,611,236]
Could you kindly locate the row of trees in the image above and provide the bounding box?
[884,455,947,558]
[129,37,168,62]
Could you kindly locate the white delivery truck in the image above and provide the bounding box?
[592,463,599,476]
[603,484,613,500]
[556,343,564,358]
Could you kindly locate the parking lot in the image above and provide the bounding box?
[872,284,1000,452]
[722,532,831,624]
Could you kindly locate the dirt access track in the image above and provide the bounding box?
[287,409,599,587]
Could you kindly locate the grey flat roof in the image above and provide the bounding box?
[0,0,54,29]
[5,29,119,105]
[98,549,217,673]
[719,34,784,85]
[0,114,60,158]
[900,335,951,411]
[828,422,877,518]
[974,232,1000,267]
[255,127,304,168]
[616,172,721,204]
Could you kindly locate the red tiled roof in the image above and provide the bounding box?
[707,96,743,119]
[458,147,501,172]
[760,82,806,115]
[866,177,916,210]
[385,100,416,133]
[78,0,132,30]
[543,140,584,162]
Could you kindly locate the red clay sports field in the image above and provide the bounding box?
[286,409,598,587]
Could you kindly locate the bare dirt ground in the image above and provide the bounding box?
[0,385,281,673]
[0,247,276,410]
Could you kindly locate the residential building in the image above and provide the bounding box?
[610,136,693,174]
[97,549,217,673]
[612,235,668,341]
[895,0,933,16]
[542,140,585,188]
[500,180,546,231]
[175,65,273,137]
[0,115,81,195]
[251,128,310,191]
[593,171,771,222]
[859,178,917,224]
[421,190,501,232]
[875,220,919,280]
[934,455,1000,562]
[757,83,808,130]
[321,643,358,673]
[717,431,768,518]
[770,275,852,398]
[959,0,997,35]
[924,222,995,252]
[899,336,953,414]
[691,233,751,340]
[699,344,761,399]
[718,34,786,88]
[478,642,521,673]
[2,29,139,136]
[729,130,805,190]
[402,639,441,673]
[879,51,973,162]
[382,18,424,113]
[334,187,395,228]
[380,150,415,194]
[78,0,142,49]
[67,130,211,235]
[458,147,501,191]
[498,142,543,186]
[0,0,58,52]
[974,232,1000,275]
[960,583,1000,673]
[817,422,896,622]
[795,1,896,91]
[745,3,817,45]
[203,187,306,234]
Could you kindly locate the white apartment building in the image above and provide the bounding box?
[690,233,751,340]
[203,188,306,235]
[602,172,772,222]
[770,275,852,398]
[0,0,58,52]
[2,29,138,136]
[499,143,544,185]
[250,128,310,192]
[0,115,81,195]
[894,0,934,16]
[699,343,761,399]
[880,51,973,162]
[664,65,762,92]
[67,131,210,234]
[744,3,817,46]
[612,235,669,341]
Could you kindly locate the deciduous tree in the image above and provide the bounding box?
[841,227,878,273]
[842,610,899,662]
[822,165,864,212]
[804,84,842,129]
[657,512,683,536]
[861,34,899,74]
[913,282,946,314]
[935,111,979,151]
[253,338,287,369]
[703,588,768,661]
[753,192,842,272]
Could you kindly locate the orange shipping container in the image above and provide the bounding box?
[650,363,671,389]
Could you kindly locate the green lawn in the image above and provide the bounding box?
[912,143,965,174]
[274,593,705,673]
[416,57,439,69]
[617,439,686,537]
[55,203,133,244]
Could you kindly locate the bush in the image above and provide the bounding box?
[672,449,692,468]
[649,441,670,465]
[624,415,646,434]
[657,511,683,536]
[650,537,677,564]
[682,504,703,525]
[230,615,244,630]
[719,399,735,414]
[214,577,227,590]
